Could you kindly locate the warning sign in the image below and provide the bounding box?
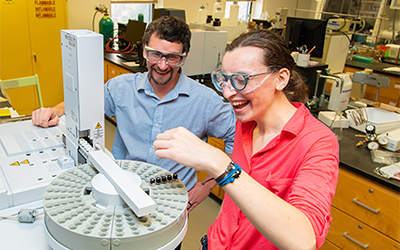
[34,1,57,19]
[93,122,104,139]
[21,159,30,164]
[10,161,20,166]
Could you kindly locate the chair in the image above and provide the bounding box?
[0,74,43,115]
[352,71,391,103]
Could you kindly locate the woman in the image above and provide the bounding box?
[154,30,339,249]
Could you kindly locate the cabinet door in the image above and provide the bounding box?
[1,0,34,79]
[0,0,67,114]
[319,240,341,250]
[107,63,131,80]
[327,207,400,249]
[332,168,400,241]
[27,0,68,108]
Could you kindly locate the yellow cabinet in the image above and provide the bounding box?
[197,137,226,200]
[0,0,68,115]
[320,167,400,249]
[104,60,132,82]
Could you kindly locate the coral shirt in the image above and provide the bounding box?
[208,103,339,249]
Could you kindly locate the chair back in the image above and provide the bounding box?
[0,74,43,115]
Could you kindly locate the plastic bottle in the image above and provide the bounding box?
[197,5,207,24]
[213,0,223,19]
[213,6,223,20]
[99,14,114,47]
[229,1,239,26]
[328,73,353,111]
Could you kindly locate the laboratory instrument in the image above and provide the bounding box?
[0,29,189,249]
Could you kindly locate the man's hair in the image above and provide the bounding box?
[142,16,191,54]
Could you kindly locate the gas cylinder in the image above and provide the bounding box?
[99,14,114,47]
[138,13,144,22]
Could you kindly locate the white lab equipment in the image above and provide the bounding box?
[182,29,228,76]
[269,7,288,29]
[319,33,350,74]
[328,73,353,111]
[61,30,105,166]
[0,29,189,250]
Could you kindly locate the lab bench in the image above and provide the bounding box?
[320,127,400,249]
[104,52,147,83]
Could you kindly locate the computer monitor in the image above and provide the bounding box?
[124,19,147,44]
[153,8,186,21]
[285,17,328,58]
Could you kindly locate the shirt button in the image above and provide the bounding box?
[155,124,158,127]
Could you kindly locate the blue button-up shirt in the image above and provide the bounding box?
[104,71,236,190]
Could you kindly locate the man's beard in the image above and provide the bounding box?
[150,66,173,85]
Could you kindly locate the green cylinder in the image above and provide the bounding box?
[99,14,114,47]
[138,13,144,22]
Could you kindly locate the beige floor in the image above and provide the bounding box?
[182,196,221,250]
[104,119,222,249]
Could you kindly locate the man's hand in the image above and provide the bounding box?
[31,102,65,128]
[186,178,216,213]
[31,107,59,128]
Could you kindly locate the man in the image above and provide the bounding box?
[32,16,236,213]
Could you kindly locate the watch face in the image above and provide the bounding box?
[378,136,389,146]
[367,141,379,150]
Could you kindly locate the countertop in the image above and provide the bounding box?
[345,59,400,78]
[104,52,147,73]
[338,127,399,191]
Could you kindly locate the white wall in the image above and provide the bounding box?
[67,0,399,42]
[68,0,110,31]
[163,0,315,24]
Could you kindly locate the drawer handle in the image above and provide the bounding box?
[343,232,369,248]
[353,198,380,214]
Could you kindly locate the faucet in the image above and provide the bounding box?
[312,70,343,107]
[317,69,344,107]
[308,71,321,109]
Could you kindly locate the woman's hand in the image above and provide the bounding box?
[154,127,231,178]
